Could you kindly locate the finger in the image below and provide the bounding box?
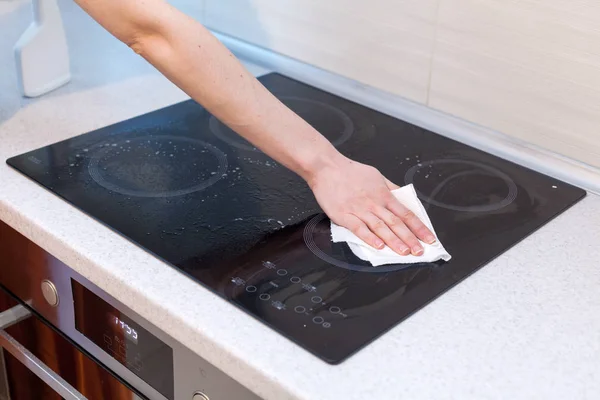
[361,212,411,255]
[375,206,423,256]
[340,215,384,250]
[384,178,400,190]
[386,197,437,245]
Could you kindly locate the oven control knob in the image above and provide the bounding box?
[41,280,59,307]
[192,392,210,400]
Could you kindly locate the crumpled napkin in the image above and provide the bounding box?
[330,184,451,266]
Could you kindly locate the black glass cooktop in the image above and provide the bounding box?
[8,73,586,364]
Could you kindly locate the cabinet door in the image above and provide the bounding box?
[0,222,142,400]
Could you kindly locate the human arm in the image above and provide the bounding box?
[73,0,436,255]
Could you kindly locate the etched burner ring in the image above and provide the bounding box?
[209,96,354,151]
[88,136,228,198]
[304,214,426,273]
[404,159,518,213]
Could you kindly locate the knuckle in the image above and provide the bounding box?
[365,201,378,214]
[388,215,403,227]
[373,218,387,230]
[403,234,420,247]
[350,223,365,236]
[401,209,417,221]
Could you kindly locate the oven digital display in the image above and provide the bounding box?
[72,279,174,400]
[112,314,139,344]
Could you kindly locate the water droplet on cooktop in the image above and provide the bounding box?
[406,157,410,160]
[88,136,228,198]
[83,148,89,152]
[405,159,518,212]
[69,163,74,167]
[111,143,117,147]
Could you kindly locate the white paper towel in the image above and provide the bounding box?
[330,184,451,266]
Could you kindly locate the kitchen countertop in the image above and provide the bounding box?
[2,1,600,399]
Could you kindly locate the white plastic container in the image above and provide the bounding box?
[14,0,71,97]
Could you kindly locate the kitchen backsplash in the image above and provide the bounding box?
[201,0,600,168]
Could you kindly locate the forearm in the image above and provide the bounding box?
[74,0,342,181]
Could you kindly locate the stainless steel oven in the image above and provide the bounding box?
[0,220,260,400]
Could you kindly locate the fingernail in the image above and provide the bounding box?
[375,240,385,249]
[394,242,410,255]
[426,235,437,244]
[412,246,424,256]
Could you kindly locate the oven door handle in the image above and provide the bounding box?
[0,304,88,400]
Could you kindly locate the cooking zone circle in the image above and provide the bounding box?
[209,96,354,151]
[88,136,228,197]
[404,159,518,212]
[304,214,420,273]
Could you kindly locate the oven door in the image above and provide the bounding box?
[0,220,262,400]
[0,289,145,400]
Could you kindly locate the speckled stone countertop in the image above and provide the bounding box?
[2,1,600,399]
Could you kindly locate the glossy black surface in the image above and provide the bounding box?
[72,279,174,399]
[8,73,586,364]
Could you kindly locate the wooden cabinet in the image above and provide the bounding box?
[0,220,139,400]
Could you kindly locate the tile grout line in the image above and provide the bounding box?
[425,0,443,106]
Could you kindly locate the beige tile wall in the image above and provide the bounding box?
[204,0,439,104]
[430,0,600,167]
[203,0,600,168]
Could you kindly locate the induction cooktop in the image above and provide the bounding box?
[7,73,586,364]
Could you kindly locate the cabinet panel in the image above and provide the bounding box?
[0,220,138,400]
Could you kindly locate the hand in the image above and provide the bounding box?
[307,155,436,256]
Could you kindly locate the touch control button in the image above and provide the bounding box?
[311,296,323,304]
[312,316,324,324]
[192,392,210,400]
[41,280,59,307]
[294,306,306,314]
[329,306,341,314]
